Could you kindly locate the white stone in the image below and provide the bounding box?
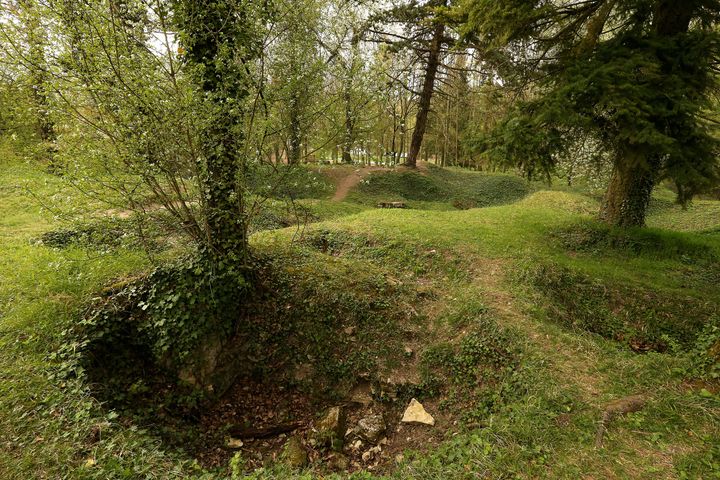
[226,437,244,449]
[401,398,435,426]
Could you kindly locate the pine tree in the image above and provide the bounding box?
[364,0,456,168]
[463,0,720,227]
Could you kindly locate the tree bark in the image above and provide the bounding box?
[406,21,444,168]
[21,1,56,148]
[176,1,254,259]
[342,86,354,163]
[600,147,657,227]
[288,96,302,165]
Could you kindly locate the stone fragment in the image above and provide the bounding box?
[225,437,244,449]
[401,398,435,426]
[356,414,386,444]
[282,437,308,469]
[314,406,346,449]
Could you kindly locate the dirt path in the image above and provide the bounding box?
[329,161,433,202]
[330,166,389,202]
[470,258,608,405]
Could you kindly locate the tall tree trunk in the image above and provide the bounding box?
[406,21,444,168]
[600,146,657,227]
[176,1,255,259]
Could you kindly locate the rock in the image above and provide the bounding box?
[282,437,307,469]
[377,201,407,209]
[362,446,382,463]
[349,381,373,406]
[401,398,435,426]
[314,406,346,449]
[356,414,386,444]
[225,437,244,449]
[328,453,350,471]
[382,370,422,399]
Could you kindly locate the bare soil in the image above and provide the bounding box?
[195,379,454,474]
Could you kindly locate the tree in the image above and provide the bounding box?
[265,0,325,165]
[406,0,447,168]
[172,0,265,259]
[463,0,720,227]
[0,1,56,159]
[364,0,456,168]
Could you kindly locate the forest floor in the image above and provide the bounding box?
[1,153,719,479]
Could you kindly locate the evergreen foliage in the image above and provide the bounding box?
[462,0,720,226]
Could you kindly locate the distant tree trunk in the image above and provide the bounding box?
[342,87,354,163]
[288,96,302,165]
[406,21,444,168]
[274,143,282,165]
[21,0,56,151]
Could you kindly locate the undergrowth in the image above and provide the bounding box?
[523,261,718,353]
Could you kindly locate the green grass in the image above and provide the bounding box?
[346,166,531,209]
[1,155,719,479]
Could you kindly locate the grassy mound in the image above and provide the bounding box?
[348,166,531,209]
[522,222,720,352]
[2,152,720,479]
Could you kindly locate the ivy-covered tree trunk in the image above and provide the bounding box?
[600,147,657,227]
[288,89,303,165]
[20,0,55,149]
[406,20,444,168]
[175,1,257,260]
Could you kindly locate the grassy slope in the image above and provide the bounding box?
[1,156,719,479]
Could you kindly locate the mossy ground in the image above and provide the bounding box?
[1,153,718,478]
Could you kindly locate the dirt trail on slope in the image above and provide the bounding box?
[330,166,389,202]
[329,161,432,202]
[470,258,608,405]
[470,258,686,479]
